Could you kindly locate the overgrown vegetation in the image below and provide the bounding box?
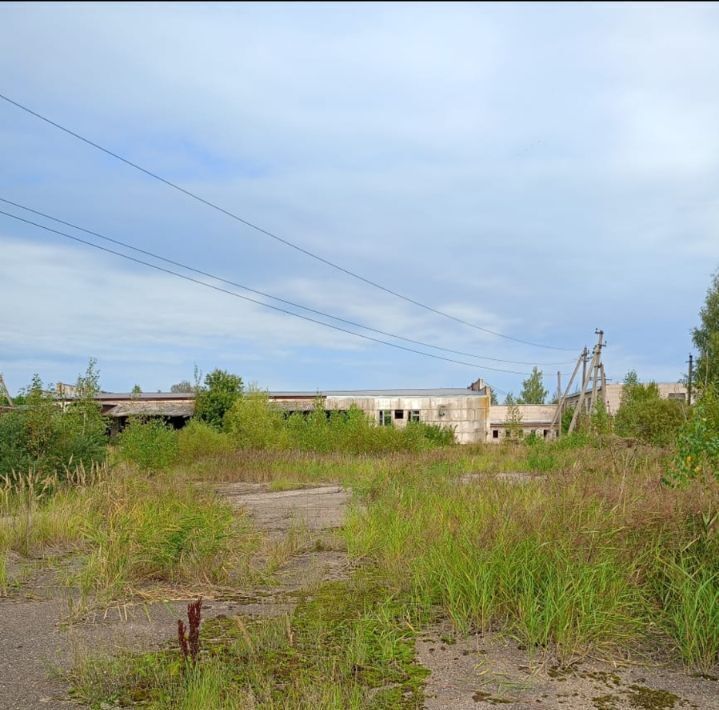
[0,362,107,480]
[614,370,686,447]
[0,463,256,603]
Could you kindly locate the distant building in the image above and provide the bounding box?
[85,385,493,443]
[562,382,687,415]
[271,388,492,444]
[488,404,558,442]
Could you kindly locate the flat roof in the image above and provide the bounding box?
[89,387,488,401]
[271,388,487,398]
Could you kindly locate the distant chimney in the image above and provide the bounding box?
[468,378,485,392]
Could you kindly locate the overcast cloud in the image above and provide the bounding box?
[1,3,718,395]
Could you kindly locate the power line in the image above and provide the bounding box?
[0,92,575,352]
[0,196,571,369]
[0,208,537,377]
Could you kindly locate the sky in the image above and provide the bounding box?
[1,2,718,398]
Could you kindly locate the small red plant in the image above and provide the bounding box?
[177,596,203,666]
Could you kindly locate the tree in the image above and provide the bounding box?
[194,369,244,430]
[504,399,523,439]
[171,380,194,393]
[490,389,498,406]
[131,384,142,398]
[519,367,548,404]
[614,371,684,447]
[504,393,516,405]
[692,269,719,390]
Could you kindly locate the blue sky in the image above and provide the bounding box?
[1,3,718,397]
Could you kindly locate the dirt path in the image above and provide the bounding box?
[0,483,351,709]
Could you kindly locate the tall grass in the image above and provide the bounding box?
[0,462,257,602]
[344,447,719,665]
[76,472,256,600]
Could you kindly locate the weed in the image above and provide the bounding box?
[178,597,203,667]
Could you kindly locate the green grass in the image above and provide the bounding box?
[0,464,259,603]
[657,555,719,670]
[76,474,258,600]
[70,574,427,709]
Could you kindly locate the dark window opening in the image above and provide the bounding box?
[492,429,499,439]
[378,410,392,426]
[543,429,549,438]
[409,410,421,422]
[394,409,404,420]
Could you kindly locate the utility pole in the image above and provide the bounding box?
[0,373,13,408]
[581,347,588,402]
[556,370,562,438]
[687,354,693,407]
[568,329,605,434]
[550,351,583,437]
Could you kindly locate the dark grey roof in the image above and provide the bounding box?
[105,401,195,417]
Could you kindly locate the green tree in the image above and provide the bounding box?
[490,389,498,406]
[504,400,523,439]
[504,393,516,406]
[194,369,244,430]
[519,367,548,404]
[131,384,142,398]
[692,269,719,390]
[614,371,685,447]
[170,380,194,393]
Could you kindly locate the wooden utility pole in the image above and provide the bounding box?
[568,329,605,434]
[687,354,693,407]
[0,373,13,408]
[550,352,583,437]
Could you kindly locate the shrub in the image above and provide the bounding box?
[117,418,178,471]
[614,375,685,447]
[224,389,286,450]
[0,368,107,480]
[177,420,233,463]
[666,385,719,485]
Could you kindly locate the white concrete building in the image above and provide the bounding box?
[488,404,558,442]
[270,388,492,444]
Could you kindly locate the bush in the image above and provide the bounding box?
[666,385,719,485]
[224,396,456,454]
[0,370,107,480]
[177,420,233,463]
[614,377,685,447]
[117,419,178,471]
[224,390,286,450]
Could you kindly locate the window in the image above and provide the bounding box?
[394,409,404,420]
[668,393,686,401]
[378,410,392,426]
[438,405,447,418]
[492,429,499,439]
[409,410,420,422]
[543,429,549,438]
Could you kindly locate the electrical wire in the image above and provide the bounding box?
[0,207,537,376]
[0,92,576,352]
[0,196,572,369]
